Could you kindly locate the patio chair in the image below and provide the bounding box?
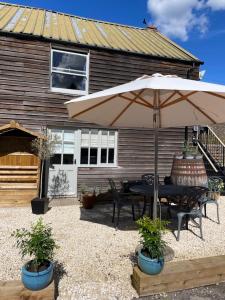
[168,186,208,241]
[198,176,220,224]
[108,178,136,228]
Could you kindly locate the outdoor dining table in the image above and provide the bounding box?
[129,183,207,218]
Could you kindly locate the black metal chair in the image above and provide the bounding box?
[168,186,208,241]
[108,178,136,228]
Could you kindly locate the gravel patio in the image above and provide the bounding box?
[0,197,225,300]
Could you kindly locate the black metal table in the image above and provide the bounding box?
[129,184,207,218]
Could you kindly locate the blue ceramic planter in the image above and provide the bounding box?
[22,261,53,291]
[138,250,164,275]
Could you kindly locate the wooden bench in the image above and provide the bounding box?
[132,255,225,297]
[0,280,55,300]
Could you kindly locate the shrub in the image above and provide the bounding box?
[12,218,59,272]
[136,217,169,259]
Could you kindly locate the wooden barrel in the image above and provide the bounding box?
[171,158,208,187]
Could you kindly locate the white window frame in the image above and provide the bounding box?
[50,49,89,96]
[79,129,118,168]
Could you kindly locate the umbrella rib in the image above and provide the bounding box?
[178,92,217,124]
[130,91,153,108]
[161,91,197,109]
[120,94,152,108]
[160,91,178,107]
[110,90,144,126]
[204,91,225,100]
[71,94,119,118]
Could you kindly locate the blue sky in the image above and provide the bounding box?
[3,0,225,84]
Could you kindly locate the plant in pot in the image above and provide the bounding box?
[208,177,224,200]
[80,184,97,209]
[11,218,59,291]
[182,141,196,159]
[136,217,169,275]
[31,131,59,214]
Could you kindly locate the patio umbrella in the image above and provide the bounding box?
[65,73,225,219]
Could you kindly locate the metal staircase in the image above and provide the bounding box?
[196,126,225,177]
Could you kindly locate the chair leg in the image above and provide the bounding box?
[115,203,122,229]
[142,197,147,216]
[112,202,115,223]
[204,204,207,218]
[177,214,183,241]
[199,215,204,240]
[216,201,220,224]
[132,202,135,221]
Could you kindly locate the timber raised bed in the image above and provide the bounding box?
[0,280,54,300]
[132,255,225,297]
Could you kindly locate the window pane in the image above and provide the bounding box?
[90,129,98,147]
[81,148,88,164]
[52,51,87,74]
[101,131,108,147]
[90,148,98,165]
[50,154,61,165]
[101,148,107,163]
[63,143,74,154]
[64,131,74,142]
[81,129,89,146]
[52,73,86,91]
[108,131,115,147]
[63,154,74,164]
[54,143,62,154]
[108,149,115,163]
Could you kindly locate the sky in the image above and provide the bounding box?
[3,0,225,84]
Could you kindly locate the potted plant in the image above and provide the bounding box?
[136,217,168,275]
[80,185,97,209]
[208,177,224,200]
[11,218,58,291]
[182,141,196,159]
[31,130,59,214]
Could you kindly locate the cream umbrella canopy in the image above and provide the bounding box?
[65,73,225,219]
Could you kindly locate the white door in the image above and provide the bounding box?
[48,129,78,197]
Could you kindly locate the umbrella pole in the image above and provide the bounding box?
[153,91,159,220]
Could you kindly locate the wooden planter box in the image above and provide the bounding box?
[132,255,225,297]
[0,280,54,300]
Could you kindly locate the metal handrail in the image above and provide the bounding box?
[196,141,218,173]
[198,126,225,171]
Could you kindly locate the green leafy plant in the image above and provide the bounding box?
[182,141,197,156]
[136,217,169,259]
[11,218,59,272]
[208,177,224,193]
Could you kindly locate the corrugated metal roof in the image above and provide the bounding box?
[0,2,201,62]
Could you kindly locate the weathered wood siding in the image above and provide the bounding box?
[0,33,199,193]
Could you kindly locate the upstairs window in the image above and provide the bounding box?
[51,49,89,95]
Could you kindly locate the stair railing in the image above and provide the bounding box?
[198,126,225,172]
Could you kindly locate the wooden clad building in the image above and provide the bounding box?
[0,2,203,202]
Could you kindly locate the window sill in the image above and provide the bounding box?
[50,88,88,96]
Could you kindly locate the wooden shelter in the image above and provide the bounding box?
[0,121,45,206]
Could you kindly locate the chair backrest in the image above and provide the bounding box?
[142,173,158,186]
[179,186,208,211]
[108,178,120,201]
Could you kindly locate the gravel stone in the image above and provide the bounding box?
[0,197,224,299]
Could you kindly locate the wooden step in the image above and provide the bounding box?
[132,255,225,297]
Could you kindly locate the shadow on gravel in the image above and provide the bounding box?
[54,261,67,299]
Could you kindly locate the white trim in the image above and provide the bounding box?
[50,49,90,95]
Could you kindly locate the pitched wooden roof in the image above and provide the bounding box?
[0,121,46,139]
[0,2,201,63]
